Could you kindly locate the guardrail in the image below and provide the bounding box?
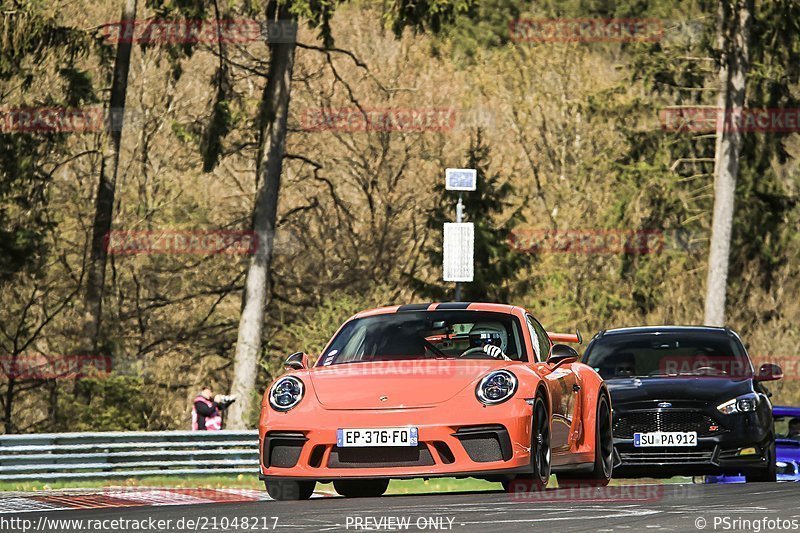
[0,430,259,481]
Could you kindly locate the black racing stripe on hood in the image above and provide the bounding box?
[397,303,433,312]
[435,302,472,310]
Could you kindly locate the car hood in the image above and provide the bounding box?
[606,376,754,407]
[308,359,508,410]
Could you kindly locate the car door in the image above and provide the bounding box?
[526,314,577,454]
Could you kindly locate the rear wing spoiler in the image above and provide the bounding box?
[546,329,583,345]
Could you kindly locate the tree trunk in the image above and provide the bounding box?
[704,0,751,327]
[3,356,17,434]
[83,0,137,350]
[226,16,297,429]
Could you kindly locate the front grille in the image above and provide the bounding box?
[614,410,724,438]
[619,449,715,465]
[263,432,307,468]
[327,445,434,468]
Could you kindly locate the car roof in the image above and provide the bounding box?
[353,302,519,319]
[599,325,731,336]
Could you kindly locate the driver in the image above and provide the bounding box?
[466,322,510,360]
[789,418,800,439]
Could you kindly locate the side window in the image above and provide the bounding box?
[510,321,525,362]
[526,315,550,363]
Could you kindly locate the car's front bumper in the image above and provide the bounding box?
[612,410,772,477]
[259,399,535,481]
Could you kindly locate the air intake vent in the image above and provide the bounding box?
[263,432,307,468]
[328,445,434,468]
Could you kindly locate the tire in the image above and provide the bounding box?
[264,479,315,500]
[333,478,390,498]
[503,394,551,493]
[745,440,777,483]
[557,393,614,488]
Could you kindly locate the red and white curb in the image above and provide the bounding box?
[0,487,333,514]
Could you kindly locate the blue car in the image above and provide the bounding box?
[705,406,800,483]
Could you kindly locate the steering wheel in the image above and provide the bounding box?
[459,346,494,358]
[459,346,488,357]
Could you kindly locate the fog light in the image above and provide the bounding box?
[739,447,757,456]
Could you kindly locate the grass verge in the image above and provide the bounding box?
[0,474,685,493]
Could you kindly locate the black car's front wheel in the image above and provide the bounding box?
[745,440,777,483]
[503,394,551,493]
[264,479,315,500]
[333,478,390,498]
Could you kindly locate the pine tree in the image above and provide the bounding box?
[410,129,530,302]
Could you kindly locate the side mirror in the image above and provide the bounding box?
[547,344,579,368]
[755,363,783,382]
[284,352,308,370]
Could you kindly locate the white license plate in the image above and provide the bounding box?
[337,427,418,447]
[634,431,697,447]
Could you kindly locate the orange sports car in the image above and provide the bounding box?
[258,302,613,500]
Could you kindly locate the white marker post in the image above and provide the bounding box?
[444,169,477,300]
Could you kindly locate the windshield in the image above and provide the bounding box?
[775,415,800,441]
[583,332,751,379]
[318,311,527,365]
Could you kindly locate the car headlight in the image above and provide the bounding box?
[716,393,759,415]
[476,370,518,405]
[269,376,304,412]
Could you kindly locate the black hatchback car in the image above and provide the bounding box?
[582,326,783,481]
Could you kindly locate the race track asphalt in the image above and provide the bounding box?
[9,482,799,533]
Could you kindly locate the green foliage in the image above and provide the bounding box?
[0,135,51,281]
[201,69,234,172]
[55,376,156,432]
[58,68,98,106]
[436,0,521,61]
[0,2,102,283]
[0,2,93,80]
[277,290,381,358]
[381,0,476,37]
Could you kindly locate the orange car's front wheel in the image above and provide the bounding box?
[557,393,613,488]
[503,394,551,493]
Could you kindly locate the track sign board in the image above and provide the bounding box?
[445,168,477,191]
[443,223,474,282]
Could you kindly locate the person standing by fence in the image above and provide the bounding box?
[192,387,236,430]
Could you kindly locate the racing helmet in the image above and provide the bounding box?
[468,322,508,353]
